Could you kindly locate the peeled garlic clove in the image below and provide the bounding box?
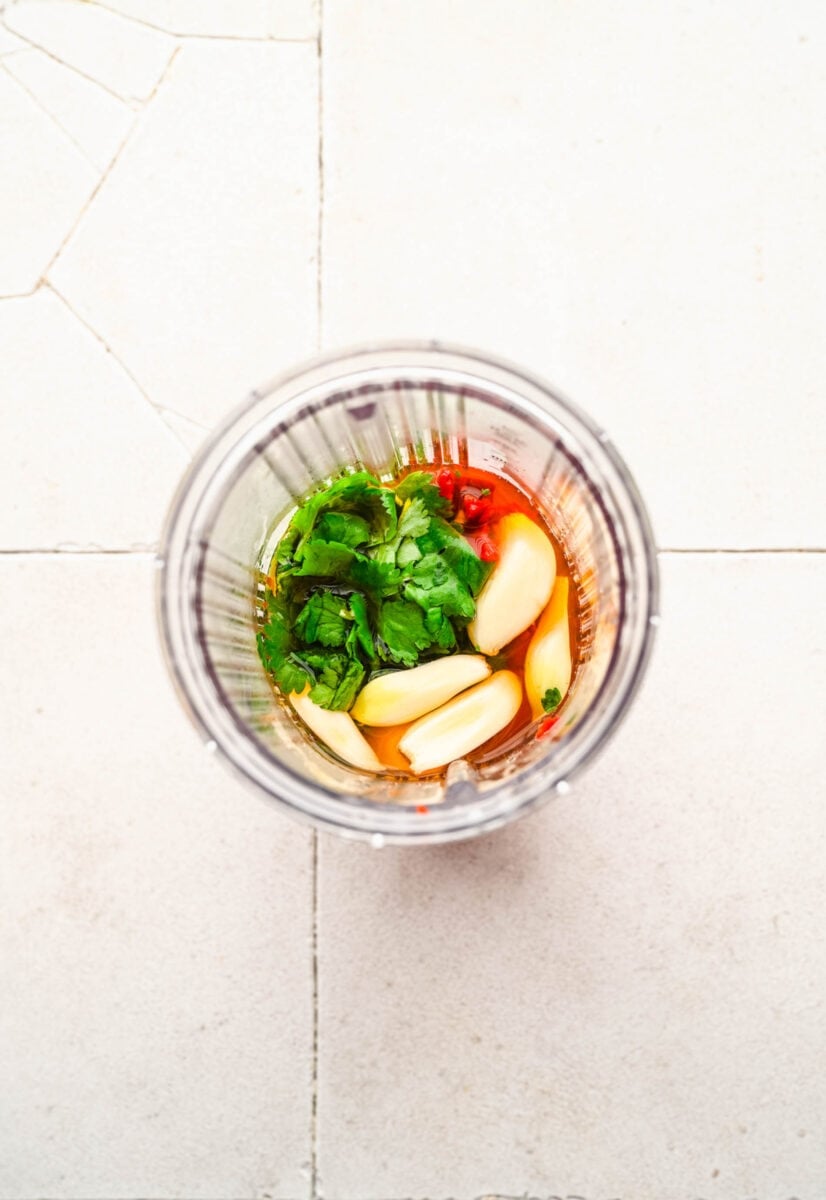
[398,670,522,774]
[289,689,382,772]
[351,654,491,727]
[524,576,572,718]
[467,513,556,655]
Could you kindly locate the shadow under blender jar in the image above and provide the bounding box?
[158,344,658,844]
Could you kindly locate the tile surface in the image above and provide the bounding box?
[317,554,826,1197]
[2,0,825,1195]
[323,0,826,549]
[51,40,319,428]
[100,0,318,39]
[0,24,25,53]
[5,0,174,102]
[4,46,134,170]
[0,288,187,549]
[0,67,95,294]
[0,556,313,1199]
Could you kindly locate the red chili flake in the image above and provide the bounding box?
[478,539,498,562]
[461,493,491,523]
[434,468,456,504]
[416,805,429,815]
[536,716,558,739]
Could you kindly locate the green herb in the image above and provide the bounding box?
[376,599,432,666]
[347,592,374,658]
[256,469,493,710]
[293,540,356,578]
[394,471,451,515]
[541,687,563,714]
[479,487,491,498]
[294,591,350,647]
[403,553,475,619]
[416,517,493,596]
[314,511,371,548]
[302,651,365,710]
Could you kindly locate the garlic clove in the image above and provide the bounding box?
[351,654,491,727]
[289,689,382,772]
[467,513,556,655]
[398,669,523,774]
[524,576,573,718]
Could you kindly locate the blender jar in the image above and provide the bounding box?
[157,343,658,844]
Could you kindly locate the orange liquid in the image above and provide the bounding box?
[360,463,581,774]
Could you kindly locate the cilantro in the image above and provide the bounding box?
[258,469,496,709]
[377,599,433,666]
[395,537,422,568]
[416,517,493,596]
[285,471,397,559]
[365,541,397,567]
[424,606,457,651]
[348,555,402,597]
[541,687,562,714]
[294,591,349,647]
[347,592,374,658]
[276,659,311,694]
[479,487,491,498]
[303,652,366,711]
[315,511,371,548]
[257,590,292,669]
[396,496,431,539]
[403,553,475,620]
[394,471,451,515]
[257,592,313,693]
[293,539,356,577]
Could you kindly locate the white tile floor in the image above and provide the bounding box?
[0,2,824,1198]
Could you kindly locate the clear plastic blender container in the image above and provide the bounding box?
[157,344,658,844]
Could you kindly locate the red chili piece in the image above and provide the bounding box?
[478,539,498,562]
[461,493,491,523]
[434,468,456,504]
[536,716,558,739]
[416,805,429,815]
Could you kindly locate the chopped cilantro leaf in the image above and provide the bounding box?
[293,540,356,577]
[257,592,313,693]
[394,471,451,515]
[377,599,432,666]
[348,555,402,597]
[315,511,371,548]
[541,687,562,714]
[257,590,292,669]
[286,470,397,559]
[259,469,501,709]
[403,553,475,620]
[304,652,366,711]
[395,537,422,567]
[347,592,374,658]
[294,591,349,647]
[396,496,432,540]
[424,606,457,650]
[416,517,493,596]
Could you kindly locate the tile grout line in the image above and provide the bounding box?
[0,12,140,107]
[83,0,316,42]
[45,279,192,459]
[0,56,101,170]
[40,42,180,282]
